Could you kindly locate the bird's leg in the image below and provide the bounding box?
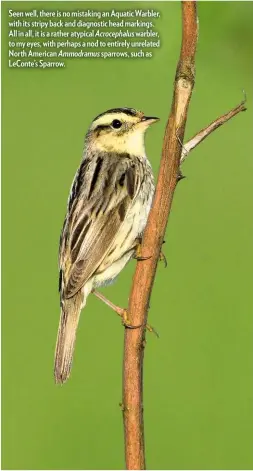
[92,289,140,328]
[92,290,159,337]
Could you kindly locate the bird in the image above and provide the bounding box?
[54,107,159,384]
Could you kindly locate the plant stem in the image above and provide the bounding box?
[122,2,198,469]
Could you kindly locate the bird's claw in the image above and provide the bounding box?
[146,323,160,338]
[159,251,168,268]
[135,255,152,261]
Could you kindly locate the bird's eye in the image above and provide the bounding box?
[112,119,122,129]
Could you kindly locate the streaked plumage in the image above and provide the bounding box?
[54,108,158,384]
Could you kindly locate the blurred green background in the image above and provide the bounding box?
[2,1,253,469]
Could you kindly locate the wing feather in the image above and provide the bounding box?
[59,152,143,299]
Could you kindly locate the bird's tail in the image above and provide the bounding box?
[54,291,84,384]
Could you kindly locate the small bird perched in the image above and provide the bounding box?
[54,107,159,384]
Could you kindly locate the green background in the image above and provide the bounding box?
[2,1,253,469]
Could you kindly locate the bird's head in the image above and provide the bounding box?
[86,107,159,155]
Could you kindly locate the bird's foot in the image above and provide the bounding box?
[121,309,143,330]
[134,243,152,262]
[122,309,159,337]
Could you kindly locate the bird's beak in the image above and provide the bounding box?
[141,116,160,126]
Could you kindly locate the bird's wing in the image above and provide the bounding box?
[59,153,143,299]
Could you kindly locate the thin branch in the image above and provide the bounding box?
[181,98,247,162]
[122,2,198,470]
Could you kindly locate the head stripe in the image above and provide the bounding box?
[93,107,140,121]
[91,112,140,130]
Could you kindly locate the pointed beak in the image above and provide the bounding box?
[141,115,160,126]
